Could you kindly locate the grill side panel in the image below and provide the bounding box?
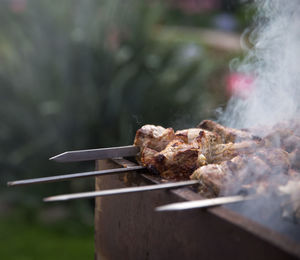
[94,159,299,260]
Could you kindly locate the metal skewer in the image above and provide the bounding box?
[50,145,139,162]
[44,180,200,202]
[7,166,146,187]
[155,195,254,211]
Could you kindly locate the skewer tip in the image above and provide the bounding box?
[155,195,252,212]
[155,205,178,212]
[44,195,67,202]
[49,155,58,161]
[49,152,66,161]
[7,181,13,187]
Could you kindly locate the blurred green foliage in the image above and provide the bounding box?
[0,0,236,194]
[0,0,249,259]
[0,214,94,260]
[161,0,254,31]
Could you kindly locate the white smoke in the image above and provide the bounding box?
[220,0,300,129]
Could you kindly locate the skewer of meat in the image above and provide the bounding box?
[197,120,260,143]
[190,148,290,197]
[139,137,262,180]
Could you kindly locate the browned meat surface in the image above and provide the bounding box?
[134,120,299,199]
[134,125,175,152]
[175,128,222,163]
[289,148,300,170]
[190,155,249,197]
[139,147,158,173]
[190,154,274,197]
[282,135,300,152]
[263,129,294,148]
[190,156,247,195]
[246,155,272,176]
[190,163,232,197]
[175,128,221,145]
[141,139,206,180]
[175,128,204,143]
[136,124,265,180]
[192,130,222,160]
[137,128,260,179]
[191,148,294,197]
[255,148,290,174]
[209,140,261,164]
[197,120,259,143]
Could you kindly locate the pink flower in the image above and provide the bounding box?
[10,0,27,13]
[172,0,220,14]
[226,73,254,98]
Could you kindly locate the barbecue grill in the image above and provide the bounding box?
[94,157,300,260]
[8,123,300,259]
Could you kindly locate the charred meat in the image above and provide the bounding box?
[141,139,206,180]
[197,120,260,143]
[134,125,175,152]
[134,120,300,199]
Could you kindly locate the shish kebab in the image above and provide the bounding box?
[7,126,210,207]
[8,120,261,186]
[8,120,300,211]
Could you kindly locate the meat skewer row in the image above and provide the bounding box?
[197,120,261,143]
[190,148,291,197]
[133,120,300,198]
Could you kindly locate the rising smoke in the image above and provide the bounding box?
[220,0,300,129]
[219,1,300,239]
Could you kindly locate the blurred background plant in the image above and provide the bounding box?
[0,0,252,259]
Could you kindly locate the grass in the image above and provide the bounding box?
[0,212,94,260]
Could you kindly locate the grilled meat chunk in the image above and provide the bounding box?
[263,129,294,149]
[137,127,259,179]
[191,163,233,197]
[142,140,206,180]
[175,128,204,143]
[289,148,300,170]
[255,148,290,174]
[190,154,273,197]
[134,121,297,199]
[136,124,263,180]
[140,147,159,174]
[192,130,222,161]
[134,125,175,152]
[282,135,300,152]
[208,140,261,164]
[197,120,259,143]
[175,128,221,145]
